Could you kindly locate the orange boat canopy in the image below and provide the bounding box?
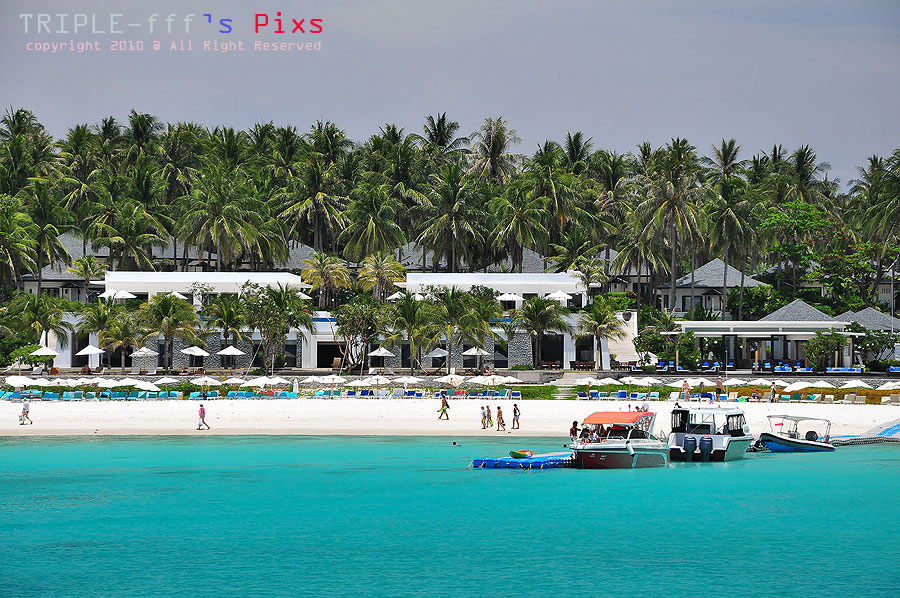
[583,411,653,426]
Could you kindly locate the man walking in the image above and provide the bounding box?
[438,395,450,420]
[20,400,32,425]
[511,403,520,429]
[197,404,210,430]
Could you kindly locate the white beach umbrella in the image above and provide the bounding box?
[297,291,312,300]
[412,293,426,301]
[30,346,58,357]
[241,376,271,388]
[462,347,490,356]
[393,376,422,385]
[134,380,161,392]
[501,375,525,384]
[619,376,640,385]
[95,378,121,388]
[299,376,320,384]
[6,375,34,386]
[167,291,188,300]
[772,379,791,387]
[433,374,466,387]
[191,376,221,387]
[223,377,246,385]
[112,290,136,300]
[748,378,772,386]
[155,377,179,385]
[546,290,572,300]
[809,380,836,388]
[667,381,688,388]
[119,377,143,386]
[597,377,622,386]
[783,381,812,393]
[386,291,404,301]
[268,377,290,386]
[132,346,159,357]
[839,380,871,389]
[426,347,449,358]
[874,381,900,391]
[694,377,717,387]
[216,346,245,356]
[575,377,603,386]
[471,374,508,386]
[315,375,347,385]
[181,346,210,357]
[641,376,662,385]
[365,375,392,386]
[75,344,104,356]
[345,379,370,387]
[497,292,524,302]
[98,288,117,299]
[722,378,748,387]
[369,346,395,358]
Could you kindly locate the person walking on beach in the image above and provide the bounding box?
[480,405,487,429]
[770,382,777,403]
[512,403,520,430]
[20,400,32,425]
[486,405,493,428]
[438,395,450,420]
[496,406,505,431]
[681,380,690,402]
[197,404,210,430]
[716,377,724,398]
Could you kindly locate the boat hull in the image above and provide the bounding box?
[573,445,669,469]
[669,436,753,462]
[759,432,835,453]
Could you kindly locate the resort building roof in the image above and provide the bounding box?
[402,272,583,294]
[658,258,764,289]
[835,307,900,331]
[104,271,310,295]
[760,300,834,322]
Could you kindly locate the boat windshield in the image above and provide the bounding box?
[671,409,747,437]
[768,416,831,442]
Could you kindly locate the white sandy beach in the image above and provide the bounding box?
[1,398,897,438]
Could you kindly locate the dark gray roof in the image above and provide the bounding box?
[760,299,834,322]
[836,307,900,331]
[659,258,764,289]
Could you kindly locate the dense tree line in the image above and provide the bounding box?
[0,106,898,319]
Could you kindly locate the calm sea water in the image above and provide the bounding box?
[1,436,898,598]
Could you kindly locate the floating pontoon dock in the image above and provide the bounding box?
[471,452,573,469]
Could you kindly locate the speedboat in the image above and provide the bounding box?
[668,407,754,462]
[570,412,669,469]
[758,415,835,452]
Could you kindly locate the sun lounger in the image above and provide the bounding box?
[823,394,834,403]
[617,390,627,399]
[891,394,900,405]
[853,394,865,404]
[414,391,424,398]
[510,390,522,399]
[589,390,600,400]
[668,391,680,401]
[841,393,855,404]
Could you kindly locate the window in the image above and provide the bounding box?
[493,343,508,369]
[462,344,476,369]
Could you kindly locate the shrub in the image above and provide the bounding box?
[510,364,532,371]
[6,345,46,366]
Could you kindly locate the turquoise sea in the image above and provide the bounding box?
[1,436,898,598]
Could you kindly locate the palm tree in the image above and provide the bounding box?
[9,292,73,347]
[340,183,406,262]
[467,295,503,371]
[468,117,521,183]
[357,252,406,302]
[205,295,246,367]
[512,297,571,369]
[562,132,593,174]
[94,201,166,270]
[301,252,352,309]
[490,182,548,272]
[547,228,594,272]
[0,195,37,289]
[573,257,608,304]
[386,292,437,373]
[418,163,484,273]
[576,300,625,371]
[417,113,469,161]
[77,300,122,368]
[66,255,107,304]
[434,287,475,374]
[103,314,147,374]
[138,293,199,373]
[20,178,72,293]
[279,153,346,252]
[707,176,752,313]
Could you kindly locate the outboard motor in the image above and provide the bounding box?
[805,430,819,442]
[683,436,697,462]
[699,436,713,462]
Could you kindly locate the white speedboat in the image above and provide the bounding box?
[758,415,835,452]
[668,407,754,462]
[570,412,669,469]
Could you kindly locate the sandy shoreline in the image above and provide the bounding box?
[2,398,898,438]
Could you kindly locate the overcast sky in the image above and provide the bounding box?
[2,0,898,185]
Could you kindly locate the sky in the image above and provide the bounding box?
[2,0,898,186]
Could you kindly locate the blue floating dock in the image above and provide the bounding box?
[471,452,573,469]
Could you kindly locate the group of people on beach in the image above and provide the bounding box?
[479,404,519,431]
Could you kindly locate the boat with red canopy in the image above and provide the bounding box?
[570,411,669,469]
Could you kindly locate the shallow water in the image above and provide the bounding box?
[1,436,898,597]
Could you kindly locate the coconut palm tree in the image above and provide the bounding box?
[512,297,571,369]
[0,196,37,289]
[20,178,72,293]
[490,182,548,273]
[562,132,593,174]
[468,117,521,183]
[66,255,107,304]
[340,183,406,262]
[434,287,476,374]
[418,163,484,273]
[386,292,437,373]
[103,314,147,374]
[205,294,246,368]
[357,252,406,302]
[94,201,165,270]
[279,153,346,252]
[417,113,469,162]
[77,300,122,368]
[138,293,199,373]
[576,300,625,371]
[9,292,74,347]
[301,252,352,309]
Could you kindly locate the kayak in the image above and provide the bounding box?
[509,450,533,459]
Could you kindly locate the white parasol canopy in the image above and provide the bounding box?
[240,376,272,388]
[546,290,572,300]
[433,374,466,386]
[191,376,221,386]
[297,292,312,300]
[426,347,449,358]
[345,379,370,387]
[181,346,210,357]
[134,380,161,392]
[747,378,772,386]
[131,346,159,357]
[393,376,422,385]
[497,292,524,302]
[155,377,179,385]
[223,377,246,385]
[722,378,748,387]
[314,375,347,385]
[462,347,490,356]
[369,346,395,358]
[500,375,525,384]
[98,289,117,299]
[112,289,136,300]
[30,346,58,357]
[216,346,245,356]
[469,374,508,386]
[575,377,603,386]
[386,291,404,301]
[364,375,392,386]
[268,377,290,386]
[75,344,105,356]
[839,380,871,389]
[95,378,121,388]
[6,375,34,386]
[596,377,622,385]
